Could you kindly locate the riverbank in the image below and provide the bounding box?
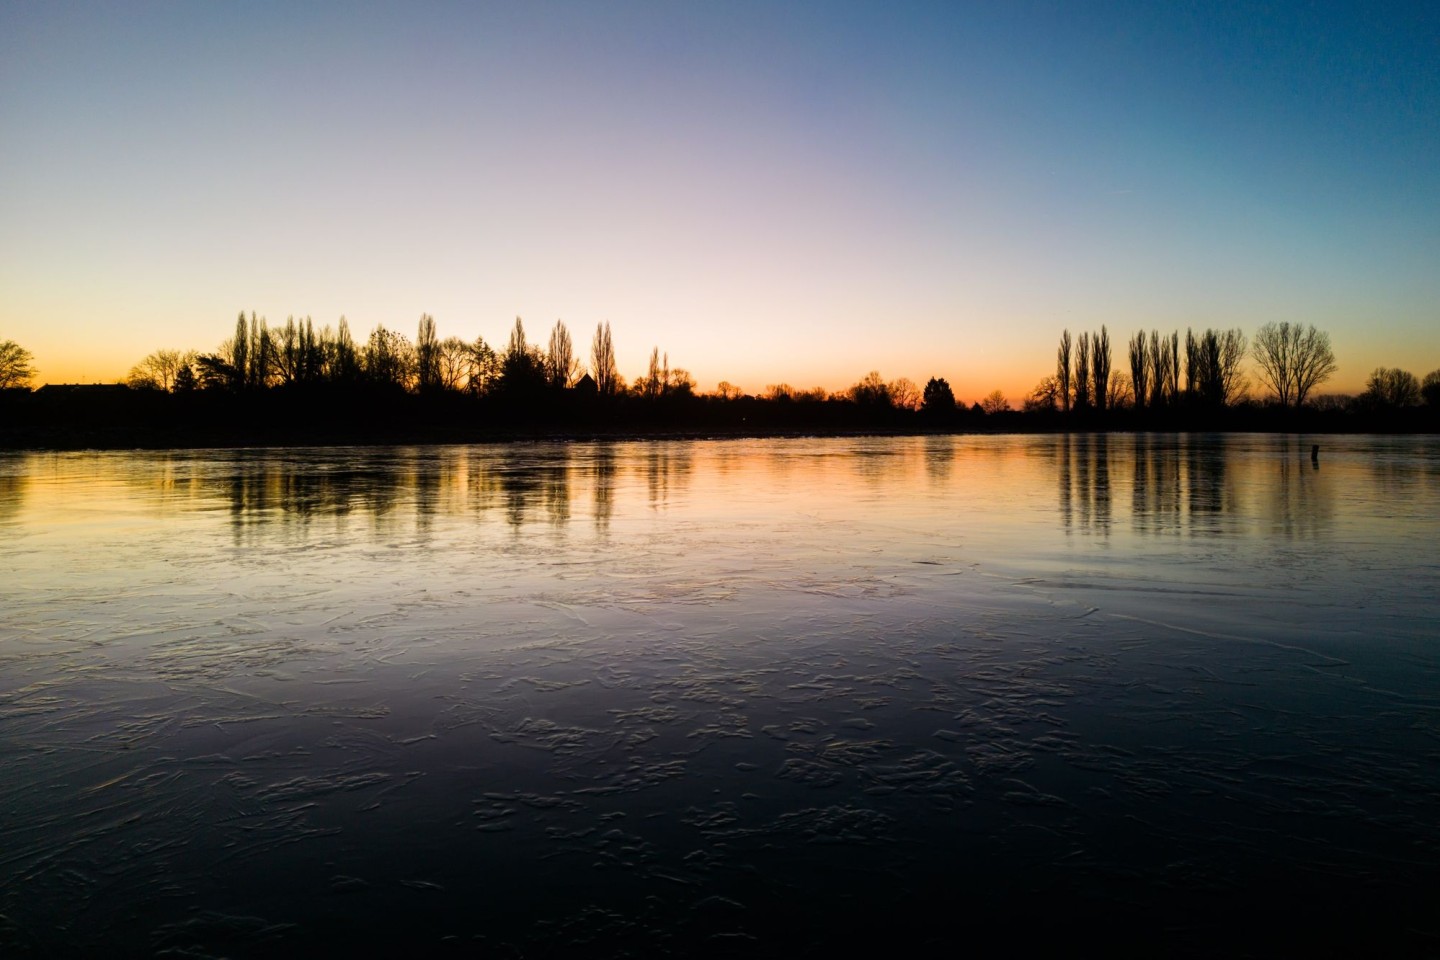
[2,385,1435,450]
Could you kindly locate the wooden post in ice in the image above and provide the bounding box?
[1311,444,1319,464]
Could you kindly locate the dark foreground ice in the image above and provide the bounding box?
[1,435,1437,956]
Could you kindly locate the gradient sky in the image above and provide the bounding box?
[2,1,1437,400]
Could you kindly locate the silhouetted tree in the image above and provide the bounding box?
[229,313,249,391]
[665,366,696,398]
[500,317,546,394]
[1193,328,1248,408]
[1056,330,1072,413]
[637,347,664,400]
[437,336,471,391]
[889,378,920,411]
[1024,376,1060,412]
[1251,321,1337,408]
[1147,330,1178,407]
[364,325,415,390]
[715,381,744,400]
[1107,372,1133,410]
[126,349,194,391]
[1423,370,1440,407]
[297,317,323,383]
[1360,367,1421,409]
[590,322,618,396]
[331,318,361,383]
[274,318,300,386]
[545,320,576,389]
[1092,326,1112,413]
[193,354,234,390]
[173,363,197,392]
[848,371,892,407]
[922,377,955,414]
[980,390,1009,414]
[764,383,798,401]
[1128,331,1150,410]
[246,314,274,390]
[1073,333,1091,410]
[1183,329,1199,401]
[0,339,36,389]
[466,337,500,395]
[416,314,441,393]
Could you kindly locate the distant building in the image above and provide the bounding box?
[34,383,132,397]
[572,373,598,396]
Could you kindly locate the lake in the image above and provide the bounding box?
[2,434,1438,956]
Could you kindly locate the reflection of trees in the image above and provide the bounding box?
[923,436,954,485]
[1183,435,1236,536]
[0,459,27,523]
[1364,441,1439,499]
[645,442,693,510]
[591,443,616,533]
[1131,434,1181,536]
[1264,450,1332,540]
[1059,434,1111,536]
[497,449,573,529]
[223,455,408,540]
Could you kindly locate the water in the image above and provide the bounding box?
[2,434,1438,956]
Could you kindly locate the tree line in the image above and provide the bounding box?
[4,313,1439,447]
[1032,321,1439,419]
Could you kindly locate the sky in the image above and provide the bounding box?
[2,0,1438,400]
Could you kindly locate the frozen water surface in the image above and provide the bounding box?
[1,434,1438,956]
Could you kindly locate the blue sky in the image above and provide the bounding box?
[2,0,1437,397]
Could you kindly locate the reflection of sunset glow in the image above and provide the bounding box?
[4,436,1439,953]
[11,436,1436,561]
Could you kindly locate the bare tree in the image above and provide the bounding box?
[1092,326,1111,413]
[1360,367,1421,409]
[639,347,663,399]
[889,377,921,411]
[416,314,440,393]
[545,320,576,388]
[230,312,249,390]
[0,340,36,389]
[590,322,618,396]
[246,314,274,390]
[1073,333,1091,410]
[1128,331,1150,410]
[1251,322,1337,407]
[1193,328,1248,407]
[436,336,472,391]
[126,349,195,391]
[1056,330,1072,413]
[330,317,361,383]
[980,390,1009,415]
[1423,370,1440,408]
[365,324,416,389]
[1023,376,1060,413]
[1107,372,1134,410]
[714,381,743,400]
[848,371,892,407]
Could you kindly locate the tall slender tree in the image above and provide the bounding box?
[1092,326,1111,413]
[1056,330,1073,413]
[591,322,618,396]
[1074,332,1092,410]
[230,312,249,391]
[1129,331,1150,410]
[416,314,440,393]
[546,320,576,388]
